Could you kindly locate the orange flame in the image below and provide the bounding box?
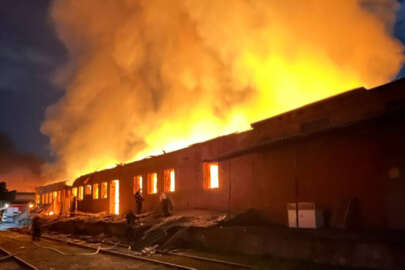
[42,0,403,183]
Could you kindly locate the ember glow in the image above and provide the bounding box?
[112,180,119,215]
[42,0,403,183]
[170,170,175,192]
[209,164,219,189]
[149,173,158,194]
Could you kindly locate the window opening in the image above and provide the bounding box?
[147,173,158,194]
[164,169,175,192]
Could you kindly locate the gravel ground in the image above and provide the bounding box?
[41,232,361,270]
[0,230,364,270]
[0,231,170,270]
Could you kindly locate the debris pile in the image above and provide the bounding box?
[14,209,274,255]
[15,209,228,253]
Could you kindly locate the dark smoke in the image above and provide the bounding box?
[0,132,45,191]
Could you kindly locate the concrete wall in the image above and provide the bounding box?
[14,192,35,202]
[219,114,405,230]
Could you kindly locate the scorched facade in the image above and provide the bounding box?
[37,79,405,230]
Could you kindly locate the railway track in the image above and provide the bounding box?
[40,233,255,270]
[0,231,178,270]
[0,246,39,270]
[2,230,359,270]
[2,231,255,269]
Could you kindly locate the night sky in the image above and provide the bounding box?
[1,0,405,163]
[0,0,66,161]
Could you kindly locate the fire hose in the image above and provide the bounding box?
[32,240,120,256]
[0,253,17,261]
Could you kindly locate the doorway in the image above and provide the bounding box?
[109,180,120,215]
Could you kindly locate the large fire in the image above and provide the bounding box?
[42,0,403,183]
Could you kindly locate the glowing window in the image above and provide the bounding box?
[53,191,57,201]
[203,162,219,189]
[78,186,84,200]
[109,180,119,215]
[72,187,77,197]
[93,184,99,199]
[101,182,108,199]
[164,169,175,192]
[85,184,92,196]
[147,173,158,194]
[133,175,143,194]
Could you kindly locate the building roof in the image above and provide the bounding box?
[207,78,405,161]
[66,78,405,186]
[36,181,70,193]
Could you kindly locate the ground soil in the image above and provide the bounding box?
[0,230,362,270]
[0,231,169,270]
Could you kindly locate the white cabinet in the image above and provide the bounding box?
[287,202,324,229]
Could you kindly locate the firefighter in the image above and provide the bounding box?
[31,215,41,241]
[159,193,173,217]
[126,210,136,226]
[125,210,137,240]
[135,189,144,214]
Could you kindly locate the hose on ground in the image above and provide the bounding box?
[32,241,103,256]
[0,254,15,261]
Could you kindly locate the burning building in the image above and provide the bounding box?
[37,79,405,230]
[36,181,72,216]
[43,0,404,184]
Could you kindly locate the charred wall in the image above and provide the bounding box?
[56,79,405,230]
[219,112,405,230]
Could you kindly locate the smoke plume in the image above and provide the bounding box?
[0,133,45,191]
[42,0,404,182]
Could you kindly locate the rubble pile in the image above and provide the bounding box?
[10,208,405,269]
[14,208,274,256]
[19,209,228,253]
